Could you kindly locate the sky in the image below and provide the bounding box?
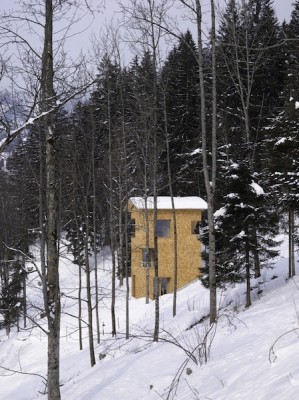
[271,0,294,22]
[0,0,294,62]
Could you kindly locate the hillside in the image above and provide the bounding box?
[0,240,298,400]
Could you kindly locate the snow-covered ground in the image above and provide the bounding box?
[0,239,298,400]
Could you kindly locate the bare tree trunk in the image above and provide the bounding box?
[148,0,159,343]
[41,1,61,398]
[245,225,251,308]
[144,186,150,305]
[124,205,130,339]
[162,90,178,317]
[253,229,261,279]
[90,110,101,344]
[38,125,48,312]
[2,244,10,336]
[73,210,83,351]
[119,78,130,339]
[110,246,117,337]
[84,215,96,367]
[118,186,124,287]
[22,254,27,328]
[93,238,100,344]
[153,154,159,342]
[93,195,100,345]
[107,81,117,337]
[45,120,61,398]
[45,98,61,400]
[78,258,83,351]
[194,0,217,324]
[209,0,217,325]
[289,208,295,278]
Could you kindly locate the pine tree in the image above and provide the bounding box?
[216,0,285,163]
[0,170,29,333]
[264,1,299,277]
[161,31,201,195]
[201,160,280,306]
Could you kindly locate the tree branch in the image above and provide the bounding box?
[0,78,97,154]
[0,364,47,385]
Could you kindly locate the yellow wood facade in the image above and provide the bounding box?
[128,197,207,299]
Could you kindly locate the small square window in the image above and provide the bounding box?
[191,221,200,235]
[156,220,170,237]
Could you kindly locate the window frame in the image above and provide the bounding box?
[129,218,136,237]
[141,248,155,268]
[156,219,171,238]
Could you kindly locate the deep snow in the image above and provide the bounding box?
[0,239,298,400]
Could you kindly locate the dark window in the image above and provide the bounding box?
[129,219,136,237]
[191,221,200,235]
[160,277,169,295]
[156,220,170,237]
[142,248,155,267]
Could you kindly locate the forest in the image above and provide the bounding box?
[0,1,298,399]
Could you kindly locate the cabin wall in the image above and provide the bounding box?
[130,204,203,299]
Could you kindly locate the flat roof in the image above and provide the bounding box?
[129,196,207,210]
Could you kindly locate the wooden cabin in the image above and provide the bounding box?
[128,196,208,299]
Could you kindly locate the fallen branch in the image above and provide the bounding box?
[0,364,47,385]
[269,327,299,364]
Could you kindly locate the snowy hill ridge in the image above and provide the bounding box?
[0,242,298,400]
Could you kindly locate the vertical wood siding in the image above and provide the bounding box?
[129,201,203,299]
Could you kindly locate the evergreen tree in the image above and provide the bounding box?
[7,127,46,243]
[216,0,242,150]
[0,171,29,333]
[216,0,285,164]
[161,31,201,195]
[264,1,299,276]
[201,160,280,306]
[125,51,163,196]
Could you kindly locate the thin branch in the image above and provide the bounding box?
[0,365,47,385]
[0,26,42,60]
[21,313,49,335]
[269,327,299,364]
[3,243,43,281]
[0,78,97,153]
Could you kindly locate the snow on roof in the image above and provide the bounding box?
[129,196,207,210]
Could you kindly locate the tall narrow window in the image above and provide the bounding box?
[156,220,170,237]
[160,277,169,295]
[142,248,154,268]
[129,218,135,237]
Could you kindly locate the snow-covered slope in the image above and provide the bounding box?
[0,241,298,400]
